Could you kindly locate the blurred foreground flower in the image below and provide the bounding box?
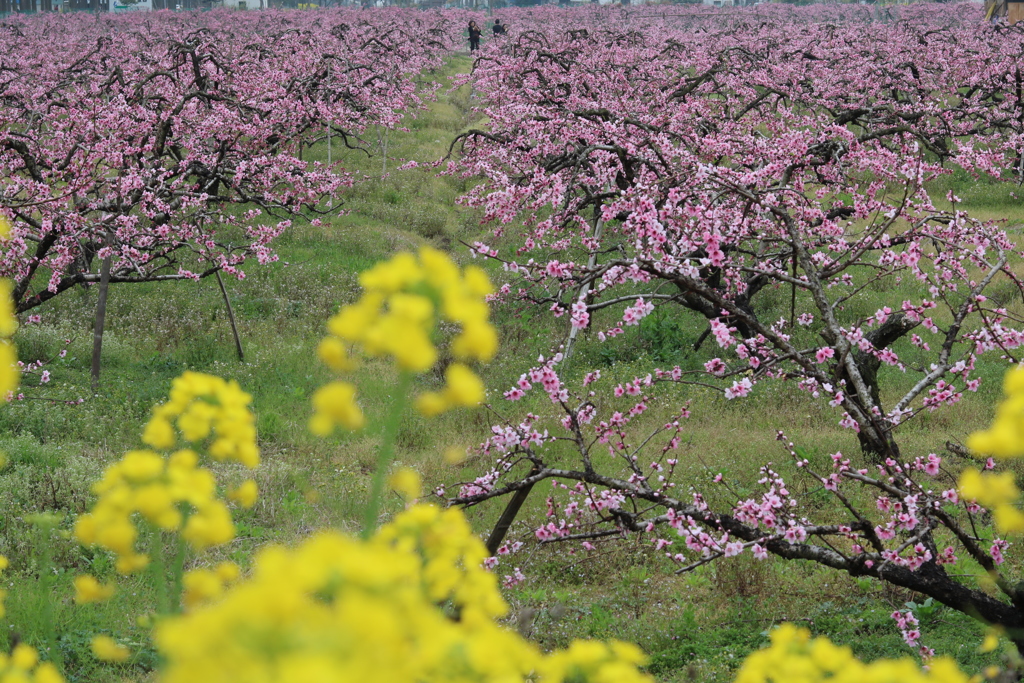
[75,372,260,574]
[961,365,1024,533]
[156,504,651,683]
[73,575,115,605]
[90,636,129,663]
[737,623,968,683]
[311,246,496,435]
[0,644,63,683]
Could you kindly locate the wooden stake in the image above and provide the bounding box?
[215,269,244,362]
[485,471,539,556]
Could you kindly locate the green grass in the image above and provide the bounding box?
[1,53,1023,681]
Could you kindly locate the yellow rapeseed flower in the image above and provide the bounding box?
[0,219,17,398]
[215,561,240,584]
[309,381,365,435]
[33,663,63,683]
[90,636,129,663]
[77,373,261,572]
[227,480,259,508]
[993,505,1024,533]
[73,575,115,605]
[967,366,1024,459]
[0,275,18,398]
[316,247,497,430]
[958,469,1018,508]
[114,553,150,575]
[735,624,970,683]
[442,363,486,407]
[359,251,421,293]
[141,417,175,450]
[182,569,225,609]
[119,450,165,483]
[415,391,448,418]
[388,467,421,501]
[328,292,384,342]
[0,303,14,350]
[451,320,498,363]
[959,366,1024,535]
[11,643,38,670]
[142,372,259,468]
[317,337,355,372]
[155,504,652,683]
[444,447,467,465]
[414,364,485,418]
[958,468,1024,534]
[0,555,6,618]
[979,628,1002,653]
[0,280,18,340]
[182,501,235,551]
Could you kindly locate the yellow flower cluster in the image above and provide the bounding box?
[73,575,115,605]
[311,247,497,434]
[141,372,259,468]
[959,469,1024,533]
[388,466,422,501]
[961,366,1024,533]
[76,449,234,571]
[736,624,969,683]
[91,635,129,663]
[75,373,259,573]
[309,381,364,434]
[182,562,241,609]
[155,504,651,683]
[0,644,64,683]
[0,218,18,399]
[968,366,1024,459]
[416,362,487,418]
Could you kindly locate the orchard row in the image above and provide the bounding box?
[0,8,468,311]
[449,3,1024,650]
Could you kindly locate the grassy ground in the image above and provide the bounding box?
[1,54,1022,681]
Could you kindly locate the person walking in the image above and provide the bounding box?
[468,20,482,52]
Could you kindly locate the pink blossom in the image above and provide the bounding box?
[503,568,526,588]
[723,541,744,557]
[724,378,753,400]
[704,358,726,376]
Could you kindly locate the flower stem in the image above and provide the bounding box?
[362,371,412,539]
[169,529,187,614]
[150,529,170,616]
[35,520,62,669]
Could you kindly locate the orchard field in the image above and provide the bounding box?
[1,3,1024,682]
